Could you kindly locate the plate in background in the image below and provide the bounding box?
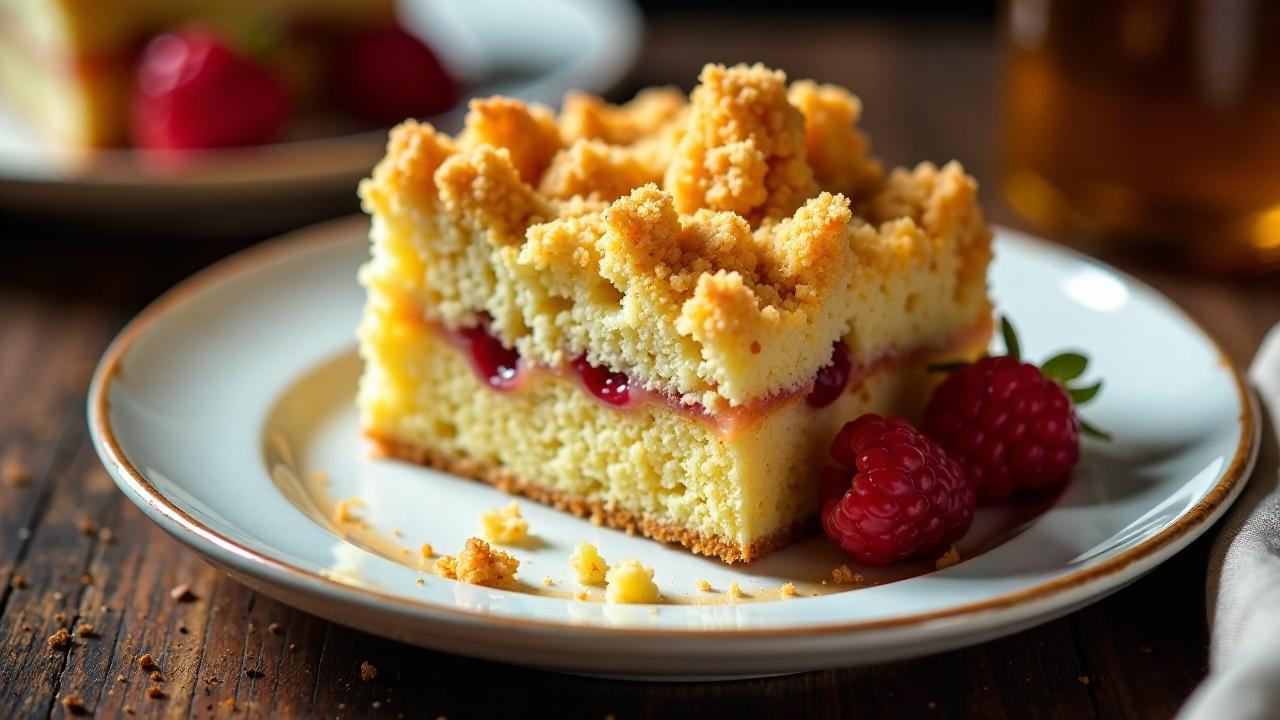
[88,218,1258,677]
[0,0,641,230]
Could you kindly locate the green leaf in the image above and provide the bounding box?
[1068,381,1102,405]
[1078,416,1112,441]
[1001,316,1021,361]
[927,360,973,373]
[1042,352,1088,383]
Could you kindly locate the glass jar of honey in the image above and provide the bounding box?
[1000,0,1280,274]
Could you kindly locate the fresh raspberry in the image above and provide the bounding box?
[332,25,457,125]
[922,317,1103,504]
[924,356,1078,502]
[820,414,975,565]
[131,28,291,150]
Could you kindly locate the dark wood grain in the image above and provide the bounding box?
[2,14,1278,720]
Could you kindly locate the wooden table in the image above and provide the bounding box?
[3,14,1278,719]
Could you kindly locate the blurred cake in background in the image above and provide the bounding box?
[0,0,458,150]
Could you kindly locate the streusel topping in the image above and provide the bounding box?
[360,62,990,409]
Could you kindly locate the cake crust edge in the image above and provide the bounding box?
[366,432,816,564]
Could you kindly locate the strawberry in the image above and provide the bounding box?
[131,27,291,150]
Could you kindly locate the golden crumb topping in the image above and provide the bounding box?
[665,63,816,224]
[569,541,609,586]
[787,80,882,201]
[435,538,520,589]
[479,501,529,544]
[359,62,992,408]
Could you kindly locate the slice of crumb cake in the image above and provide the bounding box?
[357,63,993,563]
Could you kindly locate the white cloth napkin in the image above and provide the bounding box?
[1180,325,1280,720]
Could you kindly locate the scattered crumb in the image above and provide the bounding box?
[435,538,520,588]
[569,541,609,586]
[935,546,961,570]
[146,686,165,700]
[361,661,378,681]
[415,577,425,586]
[76,623,94,638]
[47,628,71,649]
[779,582,797,597]
[574,592,589,601]
[61,691,87,714]
[419,543,434,559]
[169,584,197,602]
[116,675,126,683]
[53,591,63,601]
[831,565,863,585]
[479,501,530,544]
[2,455,29,487]
[268,622,282,635]
[696,579,712,592]
[98,527,115,544]
[53,612,66,624]
[332,497,364,525]
[80,574,93,586]
[77,517,96,536]
[1078,676,1090,685]
[373,701,382,709]
[604,559,659,604]
[11,574,27,589]
[137,653,156,670]
[542,576,553,587]
[727,581,742,599]
[392,529,404,538]
[150,671,164,682]
[17,527,30,540]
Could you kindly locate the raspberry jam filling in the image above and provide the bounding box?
[572,357,631,406]
[432,316,992,433]
[806,341,852,408]
[458,326,521,390]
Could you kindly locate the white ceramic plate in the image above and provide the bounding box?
[0,0,640,223]
[88,217,1259,677]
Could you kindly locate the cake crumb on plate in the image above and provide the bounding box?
[605,559,659,604]
[831,565,863,585]
[435,538,519,588]
[935,546,961,570]
[569,541,609,585]
[479,501,529,544]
